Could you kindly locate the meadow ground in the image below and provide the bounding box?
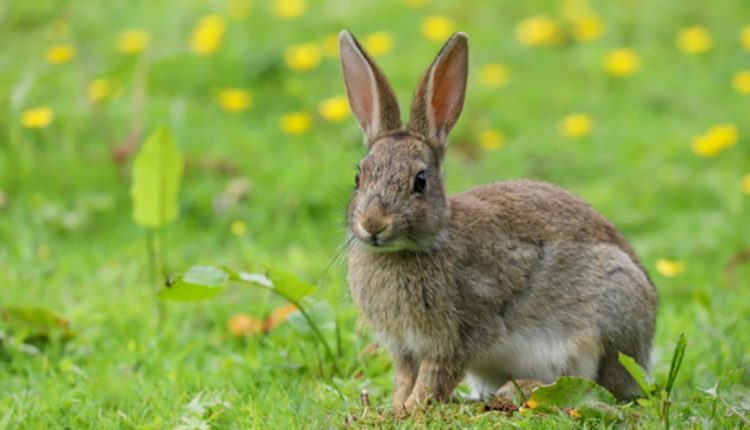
[1,0,749,428]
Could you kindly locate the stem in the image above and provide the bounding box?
[145,229,165,327]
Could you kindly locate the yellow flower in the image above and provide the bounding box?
[742,174,750,195]
[218,88,252,113]
[572,15,605,42]
[117,29,150,54]
[318,96,350,122]
[45,44,75,65]
[285,42,321,72]
[280,111,312,135]
[604,48,640,77]
[656,259,684,278]
[228,0,251,20]
[676,26,711,54]
[558,113,594,138]
[516,15,560,47]
[230,220,247,236]
[364,31,394,56]
[691,123,739,157]
[478,63,510,88]
[525,399,538,409]
[87,78,113,102]
[568,408,581,419]
[21,107,53,129]
[732,70,750,95]
[272,0,305,19]
[190,15,226,55]
[741,26,750,52]
[404,0,428,8]
[422,16,455,42]
[321,34,339,57]
[478,129,505,151]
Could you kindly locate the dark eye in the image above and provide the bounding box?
[355,170,361,189]
[413,170,426,194]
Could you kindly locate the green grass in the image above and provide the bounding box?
[1,0,749,428]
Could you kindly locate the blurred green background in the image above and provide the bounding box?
[1,0,749,427]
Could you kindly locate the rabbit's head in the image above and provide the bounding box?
[339,31,468,251]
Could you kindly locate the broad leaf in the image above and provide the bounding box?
[263,265,316,302]
[618,352,655,396]
[528,377,616,410]
[159,266,228,301]
[130,126,183,228]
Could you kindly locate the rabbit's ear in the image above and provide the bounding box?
[339,30,402,145]
[408,32,468,151]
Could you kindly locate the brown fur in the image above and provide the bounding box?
[338,30,657,412]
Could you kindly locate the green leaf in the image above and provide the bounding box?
[159,266,229,301]
[0,306,73,342]
[665,334,687,395]
[233,265,316,302]
[130,126,183,228]
[618,351,655,397]
[528,377,616,410]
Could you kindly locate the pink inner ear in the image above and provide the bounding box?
[341,43,375,131]
[430,44,466,133]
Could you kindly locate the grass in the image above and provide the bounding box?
[1,0,749,428]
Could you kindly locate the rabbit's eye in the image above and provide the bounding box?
[355,171,361,189]
[413,170,427,194]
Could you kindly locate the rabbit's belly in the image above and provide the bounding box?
[466,327,601,397]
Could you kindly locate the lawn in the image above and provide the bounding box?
[1,0,749,428]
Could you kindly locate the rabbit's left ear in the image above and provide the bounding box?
[408,33,468,151]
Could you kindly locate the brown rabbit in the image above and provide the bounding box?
[339,30,657,412]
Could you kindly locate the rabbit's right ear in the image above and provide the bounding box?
[339,30,402,146]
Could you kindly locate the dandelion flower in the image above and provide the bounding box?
[478,63,510,88]
[525,399,539,409]
[478,129,505,151]
[516,15,560,47]
[273,0,305,19]
[228,0,251,20]
[676,26,711,54]
[285,42,321,72]
[604,48,640,77]
[218,88,252,113]
[572,15,605,42]
[558,113,594,138]
[422,16,455,42]
[742,174,750,195]
[280,111,312,135]
[87,78,113,102]
[740,25,750,51]
[732,70,750,95]
[190,15,226,55]
[230,220,247,236]
[21,107,53,128]
[228,314,262,336]
[321,34,339,57]
[656,259,684,277]
[318,96,350,122]
[117,29,150,54]
[45,44,75,64]
[691,123,739,157]
[364,31,394,56]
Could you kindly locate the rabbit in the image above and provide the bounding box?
[338,30,657,412]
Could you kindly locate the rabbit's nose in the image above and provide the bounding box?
[358,217,389,238]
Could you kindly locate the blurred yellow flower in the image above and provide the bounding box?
[218,88,252,113]
[318,96,350,122]
[573,15,605,42]
[478,129,505,151]
[558,113,594,138]
[21,107,53,128]
[526,399,539,409]
[478,63,510,88]
[87,78,113,102]
[228,0,251,20]
[422,16,455,42]
[273,0,305,19]
[280,111,312,135]
[676,26,711,54]
[364,31,394,56]
[604,48,640,77]
[516,15,560,47]
[285,42,321,72]
[321,34,339,57]
[190,15,226,55]
[404,0,428,8]
[656,259,684,277]
[740,26,750,51]
[117,29,150,54]
[691,123,739,157]
[230,220,247,236]
[45,44,75,64]
[742,174,750,195]
[732,70,750,95]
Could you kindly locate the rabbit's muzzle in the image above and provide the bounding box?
[355,196,394,246]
